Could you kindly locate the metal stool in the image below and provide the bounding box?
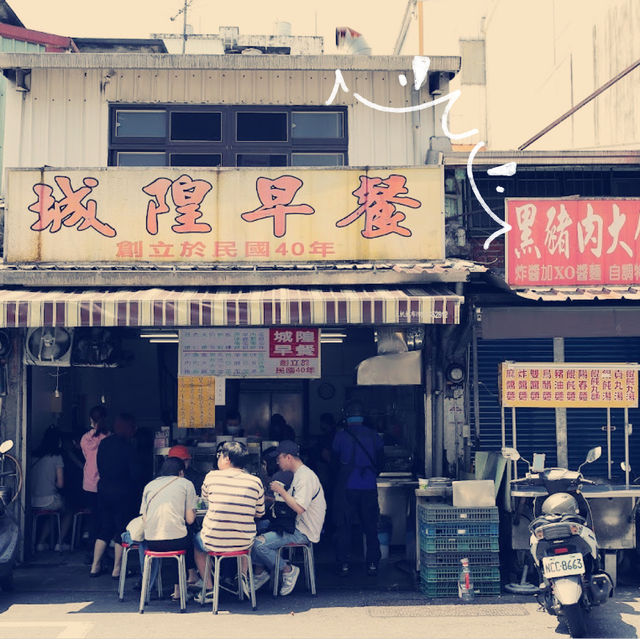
[31,509,62,553]
[273,542,316,596]
[118,542,162,602]
[70,509,92,550]
[139,549,187,613]
[200,548,256,614]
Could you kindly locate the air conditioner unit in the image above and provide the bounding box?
[24,327,73,367]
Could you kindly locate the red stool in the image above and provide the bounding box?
[200,548,256,614]
[139,549,187,613]
[273,542,316,596]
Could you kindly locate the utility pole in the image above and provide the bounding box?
[170,0,192,54]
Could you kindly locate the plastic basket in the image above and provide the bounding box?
[418,504,499,523]
[421,550,500,567]
[419,535,500,553]
[420,579,501,598]
[420,521,499,537]
[420,565,501,583]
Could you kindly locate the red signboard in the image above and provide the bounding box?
[268,328,319,359]
[505,198,640,286]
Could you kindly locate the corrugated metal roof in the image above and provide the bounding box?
[445,149,640,166]
[516,286,640,301]
[0,52,461,73]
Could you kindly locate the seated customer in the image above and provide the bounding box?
[137,457,197,599]
[194,441,265,600]
[251,440,326,596]
[267,470,296,535]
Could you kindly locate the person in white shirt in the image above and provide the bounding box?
[251,440,326,596]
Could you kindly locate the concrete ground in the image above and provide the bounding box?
[0,550,639,639]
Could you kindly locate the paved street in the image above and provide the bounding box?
[0,555,639,638]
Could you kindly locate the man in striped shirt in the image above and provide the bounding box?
[194,441,265,592]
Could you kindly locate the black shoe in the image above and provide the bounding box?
[367,562,378,577]
[133,579,142,591]
[339,563,350,577]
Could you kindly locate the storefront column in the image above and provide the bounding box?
[424,353,433,477]
[554,337,568,468]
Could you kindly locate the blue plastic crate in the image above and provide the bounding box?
[418,504,499,523]
[420,565,501,583]
[420,521,499,537]
[420,579,501,598]
[421,550,500,567]
[419,535,500,553]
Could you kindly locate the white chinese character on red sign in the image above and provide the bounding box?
[544,204,571,258]
[577,204,603,258]
[513,204,541,259]
[607,204,633,257]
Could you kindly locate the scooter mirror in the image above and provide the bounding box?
[621,461,631,472]
[501,447,520,461]
[0,439,13,454]
[585,446,602,464]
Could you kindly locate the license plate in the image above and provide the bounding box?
[542,553,585,577]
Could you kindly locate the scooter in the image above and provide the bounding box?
[502,446,613,638]
[0,439,22,591]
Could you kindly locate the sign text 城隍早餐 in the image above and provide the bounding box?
[6,166,444,264]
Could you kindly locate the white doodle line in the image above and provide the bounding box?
[325,59,512,247]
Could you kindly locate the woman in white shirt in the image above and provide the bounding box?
[136,457,197,600]
[31,427,72,550]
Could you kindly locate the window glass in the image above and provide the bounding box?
[236,112,287,142]
[114,110,165,138]
[171,112,222,141]
[291,153,344,167]
[170,153,222,167]
[236,154,287,167]
[116,152,166,166]
[291,112,343,139]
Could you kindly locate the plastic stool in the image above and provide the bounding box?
[31,509,61,554]
[139,549,187,613]
[70,509,92,551]
[273,542,316,596]
[200,549,256,614]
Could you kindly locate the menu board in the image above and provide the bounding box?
[500,362,639,408]
[178,376,216,428]
[179,328,320,378]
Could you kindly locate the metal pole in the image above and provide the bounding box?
[182,0,188,54]
[625,407,630,487]
[472,322,480,440]
[418,0,424,56]
[501,405,505,450]
[607,407,612,481]
[512,407,518,480]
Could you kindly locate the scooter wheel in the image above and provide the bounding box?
[561,603,587,638]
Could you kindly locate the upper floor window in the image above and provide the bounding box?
[109,105,347,167]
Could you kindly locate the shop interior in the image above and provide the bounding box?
[26,325,426,587]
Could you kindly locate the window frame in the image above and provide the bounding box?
[109,104,348,168]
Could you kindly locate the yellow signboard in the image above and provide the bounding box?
[501,362,639,408]
[177,376,215,429]
[5,166,444,263]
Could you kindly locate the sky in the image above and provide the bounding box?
[8,0,414,54]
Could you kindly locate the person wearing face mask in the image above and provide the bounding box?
[331,400,384,578]
[222,408,244,437]
[79,405,111,554]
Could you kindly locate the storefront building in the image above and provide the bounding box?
[444,150,640,479]
[0,51,488,559]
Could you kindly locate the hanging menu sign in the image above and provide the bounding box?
[179,328,320,378]
[177,376,216,428]
[500,362,639,408]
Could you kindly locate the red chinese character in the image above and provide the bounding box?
[213,242,238,258]
[506,369,515,379]
[530,380,540,390]
[531,391,540,400]
[28,176,116,237]
[567,392,576,401]
[506,380,515,390]
[517,370,527,379]
[530,369,539,379]
[336,175,420,239]
[518,380,527,390]
[241,176,315,238]
[518,391,528,400]
[308,241,335,257]
[149,241,175,257]
[245,241,270,257]
[142,175,212,235]
[116,241,143,258]
[542,369,552,379]
[554,370,564,379]
[180,241,206,258]
[543,391,552,401]
[506,391,516,401]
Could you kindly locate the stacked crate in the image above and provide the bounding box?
[418,504,500,597]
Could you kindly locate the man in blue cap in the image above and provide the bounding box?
[251,440,326,596]
[332,400,384,576]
